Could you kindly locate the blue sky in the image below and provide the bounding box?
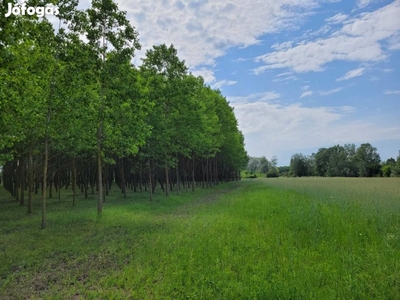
[78,0,400,165]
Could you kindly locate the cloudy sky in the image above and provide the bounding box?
[80,0,399,165]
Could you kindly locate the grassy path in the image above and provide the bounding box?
[1,178,399,299]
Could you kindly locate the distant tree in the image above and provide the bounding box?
[326,145,348,177]
[314,144,357,177]
[355,143,381,177]
[314,148,330,176]
[343,143,358,177]
[266,168,279,178]
[381,157,396,177]
[394,156,400,177]
[290,153,311,177]
[259,156,269,174]
[246,156,260,174]
[381,165,391,177]
[278,166,290,176]
[270,156,278,168]
[386,158,396,166]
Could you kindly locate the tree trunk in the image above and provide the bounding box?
[165,164,169,197]
[192,155,195,192]
[105,167,109,196]
[58,160,61,201]
[72,157,76,206]
[28,149,33,214]
[175,159,180,195]
[49,172,53,199]
[42,137,49,229]
[13,160,19,201]
[20,156,25,206]
[148,158,152,201]
[214,157,219,185]
[97,132,103,214]
[202,158,205,189]
[118,157,126,197]
[206,158,209,188]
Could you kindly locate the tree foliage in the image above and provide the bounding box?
[297,143,387,178]
[0,1,247,226]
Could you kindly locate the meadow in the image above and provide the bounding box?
[0,177,399,299]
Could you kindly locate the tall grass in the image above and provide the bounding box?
[1,178,399,299]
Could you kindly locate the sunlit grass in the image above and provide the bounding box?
[1,178,399,299]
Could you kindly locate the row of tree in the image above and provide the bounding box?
[289,143,400,177]
[0,0,248,228]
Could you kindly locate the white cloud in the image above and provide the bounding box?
[326,13,348,24]
[300,91,313,98]
[271,41,294,51]
[228,91,280,104]
[319,87,344,95]
[229,92,400,158]
[191,69,236,89]
[212,80,237,89]
[191,68,215,84]
[117,0,328,70]
[276,72,293,77]
[336,67,366,81]
[254,1,400,73]
[357,0,372,9]
[385,90,400,95]
[233,58,249,62]
[272,75,298,82]
[388,34,400,50]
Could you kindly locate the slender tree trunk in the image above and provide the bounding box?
[209,158,212,186]
[58,160,61,201]
[13,160,18,201]
[148,158,152,201]
[49,173,53,198]
[202,158,205,189]
[206,158,209,188]
[20,156,25,206]
[176,158,180,195]
[28,149,33,214]
[192,155,195,192]
[165,164,169,197]
[183,157,188,192]
[84,174,88,199]
[119,157,126,197]
[215,157,219,185]
[97,131,103,214]
[105,167,109,196]
[42,137,49,229]
[139,173,142,193]
[72,157,76,206]
[103,166,106,203]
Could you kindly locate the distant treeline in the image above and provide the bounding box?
[246,143,400,178]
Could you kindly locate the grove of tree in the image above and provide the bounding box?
[0,0,248,228]
[288,143,400,178]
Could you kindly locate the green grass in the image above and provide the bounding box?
[1,178,399,299]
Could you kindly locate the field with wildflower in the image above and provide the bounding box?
[1,177,399,299]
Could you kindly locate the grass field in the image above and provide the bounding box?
[1,177,399,299]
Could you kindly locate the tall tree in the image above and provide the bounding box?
[83,0,141,213]
[140,44,188,196]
